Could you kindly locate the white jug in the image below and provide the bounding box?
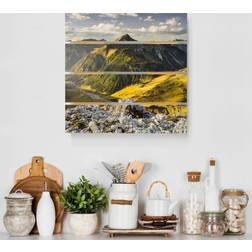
[109,183,138,229]
[145,181,178,216]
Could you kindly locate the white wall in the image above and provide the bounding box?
[0,14,252,233]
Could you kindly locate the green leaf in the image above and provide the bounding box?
[59,176,108,214]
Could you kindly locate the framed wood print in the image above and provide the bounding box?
[65,13,187,133]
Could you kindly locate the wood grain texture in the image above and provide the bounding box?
[15,161,63,187]
[30,156,45,177]
[103,226,175,238]
[12,157,64,234]
[124,161,145,183]
[140,214,178,222]
[10,176,64,234]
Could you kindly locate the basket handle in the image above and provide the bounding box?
[146,180,170,199]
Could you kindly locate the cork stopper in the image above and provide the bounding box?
[210,159,216,166]
[187,171,201,182]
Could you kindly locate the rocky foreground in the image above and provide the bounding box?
[65,103,187,134]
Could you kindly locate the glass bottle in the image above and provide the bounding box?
[183,171,204,234]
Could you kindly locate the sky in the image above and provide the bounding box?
[65,13,187,42]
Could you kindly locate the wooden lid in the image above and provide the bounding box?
[187,171,201,182]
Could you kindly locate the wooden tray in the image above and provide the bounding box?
[140,214,178,222]
[103,226,176,238]
[10,157,64,234]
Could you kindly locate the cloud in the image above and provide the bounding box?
[125,13,138,17]
[80,23,122,34]
[157,17,185,33]
[147,24,183,33]
[69,13,91,21]
[125,27,147,33]
[144,16,154,22]
[68,20,184,38]
[99,13,138,19]
[138,27,147,32]
[148,25,167,33]
[160,17,182,27]
[66,15,186,41]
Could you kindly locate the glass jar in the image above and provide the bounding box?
[200,212,226,236]
[182,171,204,234]
[221,189,249,235]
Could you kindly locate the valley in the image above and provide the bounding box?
[66,72,187,103]
[65,34,188,133]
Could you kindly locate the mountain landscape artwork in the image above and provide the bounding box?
[65,13,188,133]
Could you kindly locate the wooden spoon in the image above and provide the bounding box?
[124,161,145,183]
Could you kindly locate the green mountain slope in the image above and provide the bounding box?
[111,72,187,102]
[79,74,154,94]
[72,44,187,72]
[66,44,98,71]
[71,34,187,72]
[66,34,187,103]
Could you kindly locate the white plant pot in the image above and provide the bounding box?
[68,213,98,235]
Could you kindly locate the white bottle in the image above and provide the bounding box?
[36,183,56,236]
[204,159,220,211]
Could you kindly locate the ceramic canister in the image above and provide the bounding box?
[4,190,35,236]
[108,183,138,229]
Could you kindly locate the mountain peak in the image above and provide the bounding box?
[116,34,137,41]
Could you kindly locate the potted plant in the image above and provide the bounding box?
[59,176,108,235]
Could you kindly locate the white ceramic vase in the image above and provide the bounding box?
[36,192,55,236]
[68,213,98,235]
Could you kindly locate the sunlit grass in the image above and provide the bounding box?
[111,72,187,102]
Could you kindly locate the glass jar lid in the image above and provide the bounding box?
[5,189,33,200]
[200,211,225,220]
